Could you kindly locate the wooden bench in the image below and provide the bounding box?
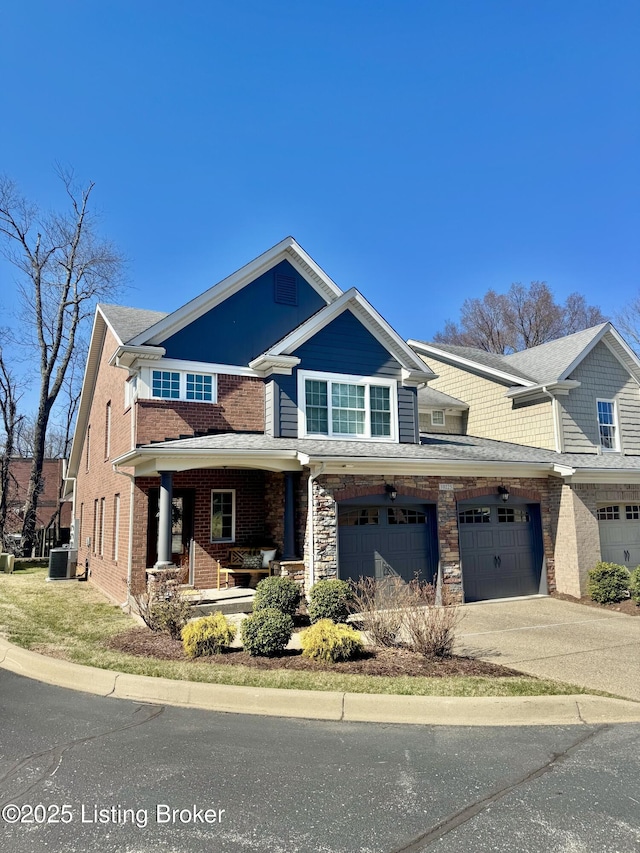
[216,547,277,589]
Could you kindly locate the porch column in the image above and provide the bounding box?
[156,471,174,567]
[282,472,298,560]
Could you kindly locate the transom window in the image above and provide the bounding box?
[597,400,618,451]
[300,371,395,441]
[211,490,235,542]
[458,507,491,524]
[151,369,217,403]
[597,505,620,521]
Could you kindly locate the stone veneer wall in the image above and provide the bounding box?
[306,474,556,601]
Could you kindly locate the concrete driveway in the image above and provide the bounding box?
[455,596,640,701]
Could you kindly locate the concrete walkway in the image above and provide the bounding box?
[456,596,640,701]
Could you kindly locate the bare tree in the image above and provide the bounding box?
[434,282,606,353]
[615,295,640,354]
[0,169,124,555]
[0,346,23,544]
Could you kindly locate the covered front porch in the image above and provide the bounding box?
[113,438,308,596]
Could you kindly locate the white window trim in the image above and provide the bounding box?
[297,369,398,442]
[210,489,236,543]
[142,366,218,404]
[596,398,620,452]
[431,410,445,426]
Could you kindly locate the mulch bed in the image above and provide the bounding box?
[551,591,640,617]
[106,627,522,678]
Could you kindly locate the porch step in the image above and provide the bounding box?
[189,588,255,617]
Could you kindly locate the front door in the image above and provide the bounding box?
[146,488,195,576]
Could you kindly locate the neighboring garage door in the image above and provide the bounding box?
[458,504,542,602]
[338,504,438,585]
[597,504,640,568]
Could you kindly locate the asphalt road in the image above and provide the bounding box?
[1,670,639,853]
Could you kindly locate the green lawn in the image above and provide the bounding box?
[0,567,597,697]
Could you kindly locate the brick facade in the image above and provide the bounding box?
[136,374,264,444]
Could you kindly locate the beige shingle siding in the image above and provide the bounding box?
[418,411,464,435]
[422,358,556,450]
[562,341,640,454]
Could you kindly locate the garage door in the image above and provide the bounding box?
[597,504,640,568]
[458,505,542,602]
[338,504,438,585]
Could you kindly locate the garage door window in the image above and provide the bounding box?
[459,507,491,524]
[339,509,380,526]
[388,508,426,525]
[625,505,640,520]
[597,505,620,521]
[497,507,530,523]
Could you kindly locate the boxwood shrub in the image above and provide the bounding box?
[240,608,294,657]
[308,578,353,624]
[586,562,630,604]
[252,576,300,617]
[629,566,640,605]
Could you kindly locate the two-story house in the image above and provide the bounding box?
[409,327,640,596]
[66,238,637,608]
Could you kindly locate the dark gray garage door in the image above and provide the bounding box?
[338,504,438,585]
[458,504,542,602]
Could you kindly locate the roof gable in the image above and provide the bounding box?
[128,237,343,348]
[251,289,435,381]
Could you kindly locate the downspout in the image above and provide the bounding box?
[306,462,325,592]
[66,477,77,545]
[542,386,564,453]
[112,463,136,609]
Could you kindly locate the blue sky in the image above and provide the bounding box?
[1,0,638,392]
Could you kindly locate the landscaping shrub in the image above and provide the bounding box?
[308,578,353,623]
[401,580,460,658]
[587,562,630,604]
[349,576,406,647]
[181,613,236,658]
[133,567,192,639]
[300,619,363,662]
[240,608,294,656]
[252,576,300,617]
[629,566,640,605]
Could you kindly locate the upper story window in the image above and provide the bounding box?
[105,401,111,459]
[597,399,619,451]
[431,410,445,426]
[299,371,397,441]
[151,369,217,403]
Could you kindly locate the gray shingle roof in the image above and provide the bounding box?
[418,387,468,409]
[503,323,609,384]
[412,324,611,386]
[99,303,168,344]
[136,430,640,471]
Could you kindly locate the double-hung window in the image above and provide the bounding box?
[300,371,396,440]
[597,399,619,451]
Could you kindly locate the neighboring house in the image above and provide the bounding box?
[409,326,640,595]
[65,238,638,607]
[3,458,71,554]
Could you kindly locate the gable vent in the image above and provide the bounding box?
[275,273,298,306]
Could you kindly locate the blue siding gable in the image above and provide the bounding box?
[293,309,402,377]
[161,261,327,365]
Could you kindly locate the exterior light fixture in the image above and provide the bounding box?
[498,485,510,503]
[385,483,398,502]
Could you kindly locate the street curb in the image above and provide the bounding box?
[1,638,639,726]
